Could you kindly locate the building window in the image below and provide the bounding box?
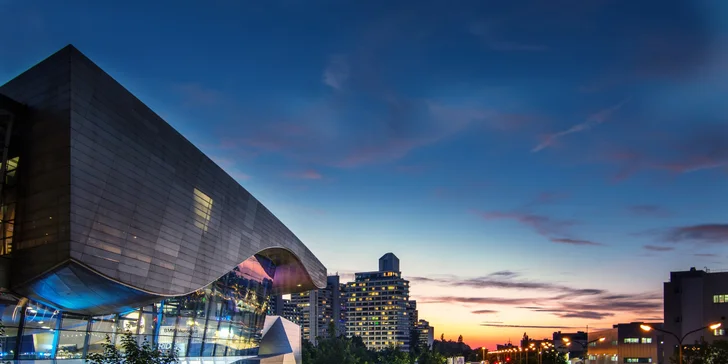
[624,338,639,344]
[192,188,213,231]
[714,329,725,336]
[624,358,651,363]
[611,356,618,362]
[713,295,728,304]
[641,338,652,344]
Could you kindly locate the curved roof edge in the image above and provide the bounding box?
[12,244,326,315]
[256,246,327,294]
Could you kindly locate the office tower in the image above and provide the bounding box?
[345,253,411,351]
[0,45,326,361]
[664,267,728,351]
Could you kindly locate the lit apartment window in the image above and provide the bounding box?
[611,356,618,362]
[624,358,651,363]
[714,329,726,336]
[713,294,728,304]
[641,338,652,344]
[624,338,639,344]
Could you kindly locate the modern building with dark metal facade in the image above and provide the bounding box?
[0,45,326,361]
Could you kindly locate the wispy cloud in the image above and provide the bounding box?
[643,245,674,252]
[558,311,614,320]
[694,253,718,258]
[415,270,662,322]
[664,224,728,245]
[322,55,349,90]
[525,192,570,207]
[472,309,499,314]
[633,317,663,322]
[532,99,629,152]
[603,123,728,181]
[474,211,577,236]
[418,296,537,305]
[481,324,582,329]
[409,271,604,297]
[285,169,324,180]
[489,270,518,278]
[473,193,602,248]
[550,238,603,246]
[629,205,672,217]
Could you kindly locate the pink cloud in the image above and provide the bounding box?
[474,210,577,236]
[665,224,728,244]
[628,205,671,217]
[602,124,728,181]
[285,169,323,180]
[643,245,674,252]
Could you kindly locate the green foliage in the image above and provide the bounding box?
[303,335,374,364]
[378,346,411,364]
[666,340,728,364]
[87,331,178,364]
[417,350,447,364]
[540,350,567,364]
[432,339,472,358]
[302,334,471,364]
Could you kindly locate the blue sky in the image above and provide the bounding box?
[2,0,728,348]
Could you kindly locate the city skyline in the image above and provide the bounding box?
[2,0,728,350]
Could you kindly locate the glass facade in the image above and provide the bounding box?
[0,155,18,256]
[0,255,275,361]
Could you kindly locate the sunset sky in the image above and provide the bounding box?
[2,0,728,349]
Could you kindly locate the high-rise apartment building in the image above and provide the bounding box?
[407,300,419,329]
[291,275,344,344]
[417,319,435,349]
[346,253,411,351]
[664,267,728,352]
[267,295,301,325]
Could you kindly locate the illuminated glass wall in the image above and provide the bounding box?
[0,255,275,360]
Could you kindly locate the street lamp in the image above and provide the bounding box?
[560,336,605,363]
[482,347,487,363]
[640,322,722,364]
[518,347,522,364]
